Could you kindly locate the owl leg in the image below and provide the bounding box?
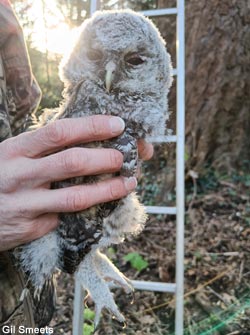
[76,250,125,328]
[103,192,147,240]
[16,231,60,292]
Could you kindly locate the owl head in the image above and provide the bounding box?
[60,10,172,97]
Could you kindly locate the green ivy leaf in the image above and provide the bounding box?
[123,252,148,272]
[83,323,94,335]
[83,308,95,321]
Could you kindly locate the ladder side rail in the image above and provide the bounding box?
[175,0,185,334]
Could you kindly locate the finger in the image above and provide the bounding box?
[26,177,137,214]
[2,115,125,158]
[36,147,123,184]
[137,139,154,160]
[2,148,123,190]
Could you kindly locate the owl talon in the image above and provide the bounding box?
[130,290,135,305]
[94,250,134,294]
[94,302,125,329]
[76,251,126,327]
[84,293,91,307]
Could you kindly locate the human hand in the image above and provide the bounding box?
[0,115,148,251]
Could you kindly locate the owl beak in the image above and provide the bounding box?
[105,61,116,92]
[105,70,113,92]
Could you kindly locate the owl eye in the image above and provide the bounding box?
[125,53,145,66]
[86,49,103,61]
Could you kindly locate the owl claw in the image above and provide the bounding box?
[94,301,125,330]
[84,293,91,307]
[76,250,130,327]
[94,250,134,294]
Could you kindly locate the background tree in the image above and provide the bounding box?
[185,0,250,173]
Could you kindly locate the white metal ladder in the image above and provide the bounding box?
[73,1,185,334]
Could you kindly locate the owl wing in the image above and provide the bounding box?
[105,129,138,178]
[30,278,56,328]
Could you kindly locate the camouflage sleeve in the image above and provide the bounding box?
[0,52,12,141]
[0,52,37,334]
[0,0,41,139]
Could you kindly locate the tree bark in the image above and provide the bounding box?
[185,0,250,172]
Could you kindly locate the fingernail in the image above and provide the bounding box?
[124,177,137,192]
[109,117,125,134]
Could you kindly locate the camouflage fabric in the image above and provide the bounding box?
[0,0,41,142]
[0,54,11,140]
[0,0,42,331]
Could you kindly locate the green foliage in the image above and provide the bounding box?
[28,45,63,110]
[83,323,94,335]
[123,252,148,272]
[83,308,95,335]
[194,250,202,261]
[194,166,250,196]
[84,308,95,321]
[196,168,220,192]
[232,172,250,188]
[182,296,250,335]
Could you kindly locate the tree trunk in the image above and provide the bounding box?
[185,0,250,172]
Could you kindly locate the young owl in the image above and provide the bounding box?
[17,9,172,327]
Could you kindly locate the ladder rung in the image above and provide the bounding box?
[172,68,177,76]
[132,280,176,293]
[140,8,178,17]
[146,206,177,215]
[148,135,177,143]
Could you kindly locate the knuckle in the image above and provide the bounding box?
[88,116,104,137]
[109,150,123,169]
[60,149,82,173]
[43,121,67,145]
[65,188,88,211]
[108,180,124,200]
